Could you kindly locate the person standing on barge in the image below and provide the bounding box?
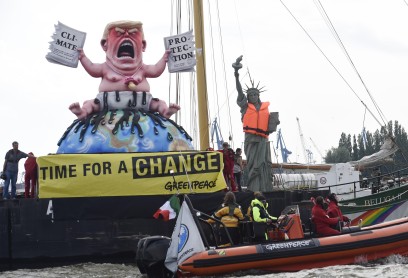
[2,141,34,199]
[233,148,243,191]
[24,152,38,198]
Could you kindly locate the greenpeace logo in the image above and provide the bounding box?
[264,240,314,251]
[165,180,217,191]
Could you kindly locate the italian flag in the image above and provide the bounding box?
[153,195,181,221]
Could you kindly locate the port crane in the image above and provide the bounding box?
[276,129,292,162]
[210,117,224,150]
[310,137,324,163]
[296,117,313,164]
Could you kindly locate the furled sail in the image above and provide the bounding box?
[350,137,399,169]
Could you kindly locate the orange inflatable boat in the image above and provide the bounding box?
[179,217,408,276]
[136,200,408,277]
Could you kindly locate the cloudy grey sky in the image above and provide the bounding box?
[0,0,407,166]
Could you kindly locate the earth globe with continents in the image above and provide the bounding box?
[57,109,194,153]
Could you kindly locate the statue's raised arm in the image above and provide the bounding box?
[232,55,244,100]
[232,55,243,72]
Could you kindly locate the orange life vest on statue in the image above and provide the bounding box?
[242,102,270,138]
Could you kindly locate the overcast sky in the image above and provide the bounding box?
[1,0,407,167]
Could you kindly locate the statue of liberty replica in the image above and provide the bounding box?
[232,56,280,192]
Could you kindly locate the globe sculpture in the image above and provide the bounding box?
[57,109,193,154]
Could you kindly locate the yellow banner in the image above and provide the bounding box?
[38,151,227,198]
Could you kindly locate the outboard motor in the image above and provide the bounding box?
[136,236,172,278]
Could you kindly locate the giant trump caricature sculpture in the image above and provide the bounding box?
[69,20,180,120]
[57,20,193,154]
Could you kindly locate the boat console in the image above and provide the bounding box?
[275,211,305,240]
[239,205,306,243]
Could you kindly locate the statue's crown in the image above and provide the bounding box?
[244,78,265,94]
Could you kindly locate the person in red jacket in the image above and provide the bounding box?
[24,152,38,198]
[326,193,350,226]
[219,142,237,192]
[312,196,341,236]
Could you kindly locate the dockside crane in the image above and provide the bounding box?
[276,129,292,162]
[296,117,313,164]
[210,118,224,150]
[310,137,324,163]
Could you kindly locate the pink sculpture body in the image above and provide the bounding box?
[69,20,180,119]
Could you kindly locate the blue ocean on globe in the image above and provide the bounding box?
[57,109,194,154]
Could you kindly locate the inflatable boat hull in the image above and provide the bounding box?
[179,217,408,276]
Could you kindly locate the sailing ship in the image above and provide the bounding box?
[272,136,408,226]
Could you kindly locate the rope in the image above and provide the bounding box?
[170,0,181,124]
[279,0,385,129]
[190,72,199,150]
[313,0,388,128]
[206,0,221,140]
[214,0,234,148]
[169,0,200,149]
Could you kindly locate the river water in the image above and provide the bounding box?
[0,255,407,278]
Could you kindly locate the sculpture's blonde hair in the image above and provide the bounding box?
[101,20,144,45]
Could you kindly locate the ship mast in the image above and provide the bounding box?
[193,0,210,150]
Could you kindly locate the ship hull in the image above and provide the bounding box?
[340,185,408,226]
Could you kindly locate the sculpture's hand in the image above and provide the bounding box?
[163,49,171,62]
[77,48,85,60]
[232,55,243,70]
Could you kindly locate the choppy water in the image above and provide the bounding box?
[0,255,407,278]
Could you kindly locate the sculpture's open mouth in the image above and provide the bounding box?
[117,40,134,58]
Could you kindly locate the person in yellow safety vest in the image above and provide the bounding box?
[246,191,263,220]
[207,192,245,245]
[250,193,278,241]
[232,55,279,192]
[250,194,277,224]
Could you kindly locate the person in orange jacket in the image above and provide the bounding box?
[24,152,38,198]
[312,196,341,236]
